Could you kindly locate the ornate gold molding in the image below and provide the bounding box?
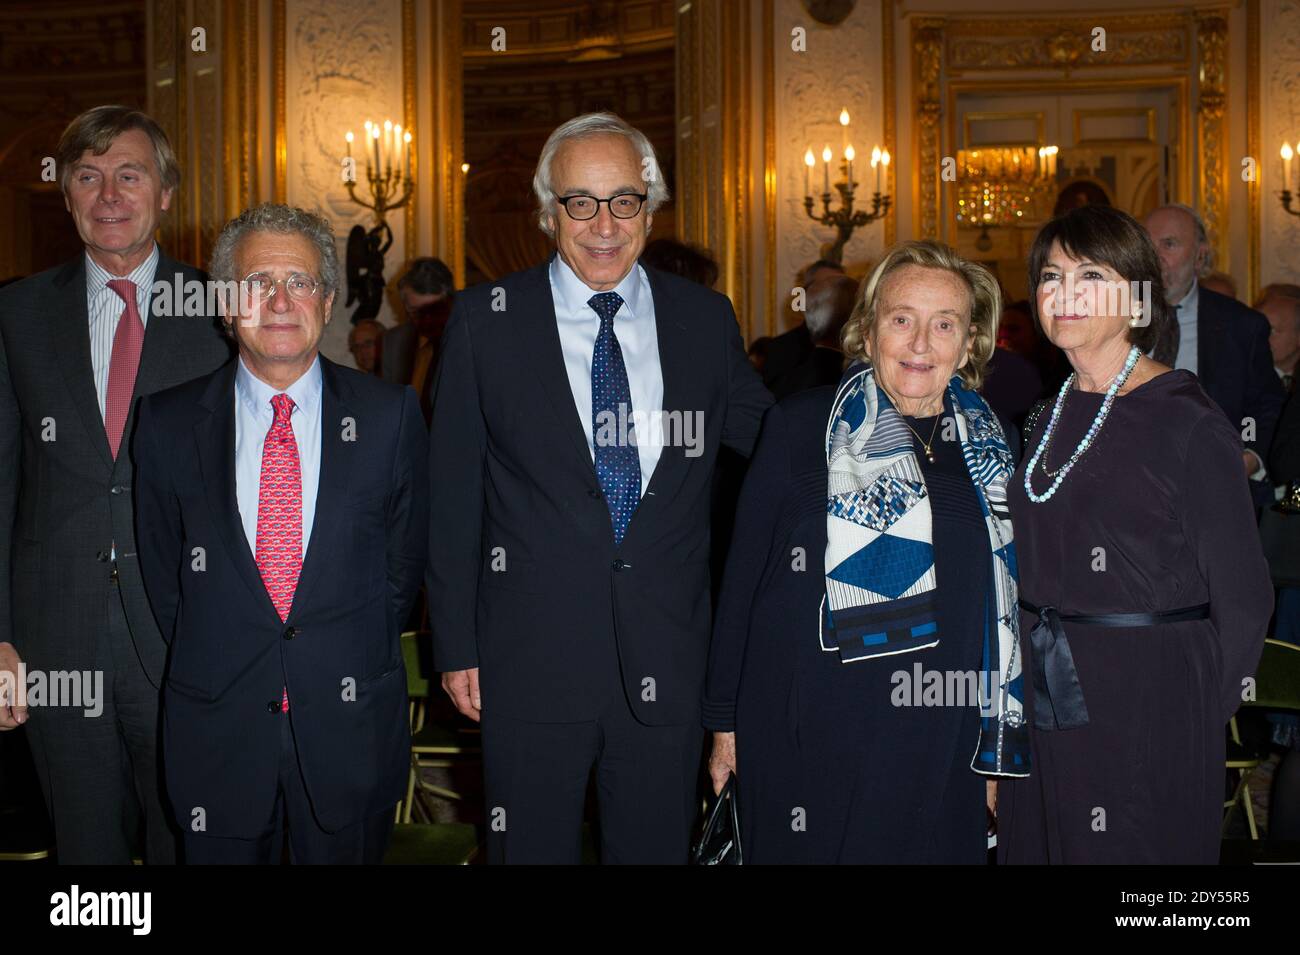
[882,0,895,247]
[913,18,944,241]
[1196,10,1228,270]
[273,0,286,204]
[764,0,776,337]
[944,15,1189,73]
[911,10,1205,244]
[403,0,416,253]
[1247,0,1260,302]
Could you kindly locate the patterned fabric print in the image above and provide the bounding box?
[589,291,641,545]
[104,279,145,459]
[255,393,302,713]
[822,363,1028,776]
[949,383,1026,774]
[829,476,927,532]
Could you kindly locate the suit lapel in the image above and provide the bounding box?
[288,356,357,621]
[116,255,190,477]
[51,257,114,469]
[1196,285,1217,387]
[626,267,697,542]
[195,360,281,620]
[520,260,601,481]
[132,254,189,401]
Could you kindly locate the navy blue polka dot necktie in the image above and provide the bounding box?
[589,291,640,545]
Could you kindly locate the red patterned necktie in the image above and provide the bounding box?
[104,279,145,459]
[254,393,302,712]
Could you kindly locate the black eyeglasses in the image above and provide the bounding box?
[555,193,648,221]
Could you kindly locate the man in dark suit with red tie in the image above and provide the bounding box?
[133,204,427,863]
[0,106,231,863]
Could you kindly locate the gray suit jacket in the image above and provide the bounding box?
[0,252,232,683]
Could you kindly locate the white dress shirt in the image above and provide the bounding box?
[234,355,323,559]
[1173,282,1199,374]
[86,244,158,420]
[549,254,664,495]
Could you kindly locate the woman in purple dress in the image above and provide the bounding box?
[997,205,1272,863]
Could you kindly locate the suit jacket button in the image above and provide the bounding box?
[267,701,281,714]
[612,559,625,572]
[110,485,124,495]
[282,626,297,641]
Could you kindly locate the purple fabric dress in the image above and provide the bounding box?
[998,370,1271,863]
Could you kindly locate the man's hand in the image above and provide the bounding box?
[441,667,481,722]
[1244,450,1263,476]
[0,641,27,730]
[709,731,736,796]
[986,779,998,833]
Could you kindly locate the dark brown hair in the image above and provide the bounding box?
[1026,204,1170,354]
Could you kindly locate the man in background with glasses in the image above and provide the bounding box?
[428,112,772,863]
[133,203,428,863]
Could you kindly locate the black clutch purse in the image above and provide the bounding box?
[692,773,742,865]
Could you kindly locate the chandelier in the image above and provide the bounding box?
[955,145,1057,250]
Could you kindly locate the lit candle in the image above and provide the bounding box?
[803,147,814,196]
[839,107,850,152]
[871,146,881,193]
[844,143,855,187]
[383,120,393,175]
[404,130,412,180]
[1283,143,1295,193]
[881,148,890,194]
[345,130,353,158]
[822,144,832,194]
[371,125,381,174]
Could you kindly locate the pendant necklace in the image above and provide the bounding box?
[901,411,943,464]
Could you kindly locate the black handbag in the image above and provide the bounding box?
[692,773,742,865]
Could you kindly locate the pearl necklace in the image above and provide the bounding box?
[1023,346,1141,503]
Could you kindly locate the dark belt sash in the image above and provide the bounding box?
[1017,599,1211,731]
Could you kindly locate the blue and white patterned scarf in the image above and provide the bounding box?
[821,361,1029,777]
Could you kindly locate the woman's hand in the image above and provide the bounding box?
[709,731,737,795]
[986,779,998,834]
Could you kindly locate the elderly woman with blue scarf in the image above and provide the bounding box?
[703,241,1026,863]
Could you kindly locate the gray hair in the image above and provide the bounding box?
[532,112,669,237]
[210,202,340,297]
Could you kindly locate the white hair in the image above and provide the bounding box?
[532,112,669,237]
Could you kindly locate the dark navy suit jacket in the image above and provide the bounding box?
[134,355,428,837]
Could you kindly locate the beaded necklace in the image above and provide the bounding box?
[1023,346,1141,503]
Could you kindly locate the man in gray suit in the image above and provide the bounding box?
[0,106,231,863]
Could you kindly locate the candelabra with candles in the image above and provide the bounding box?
[801,108,891,264]
[344,118,414,222]
[341,118,413,323]
[1281,142,1300,218]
